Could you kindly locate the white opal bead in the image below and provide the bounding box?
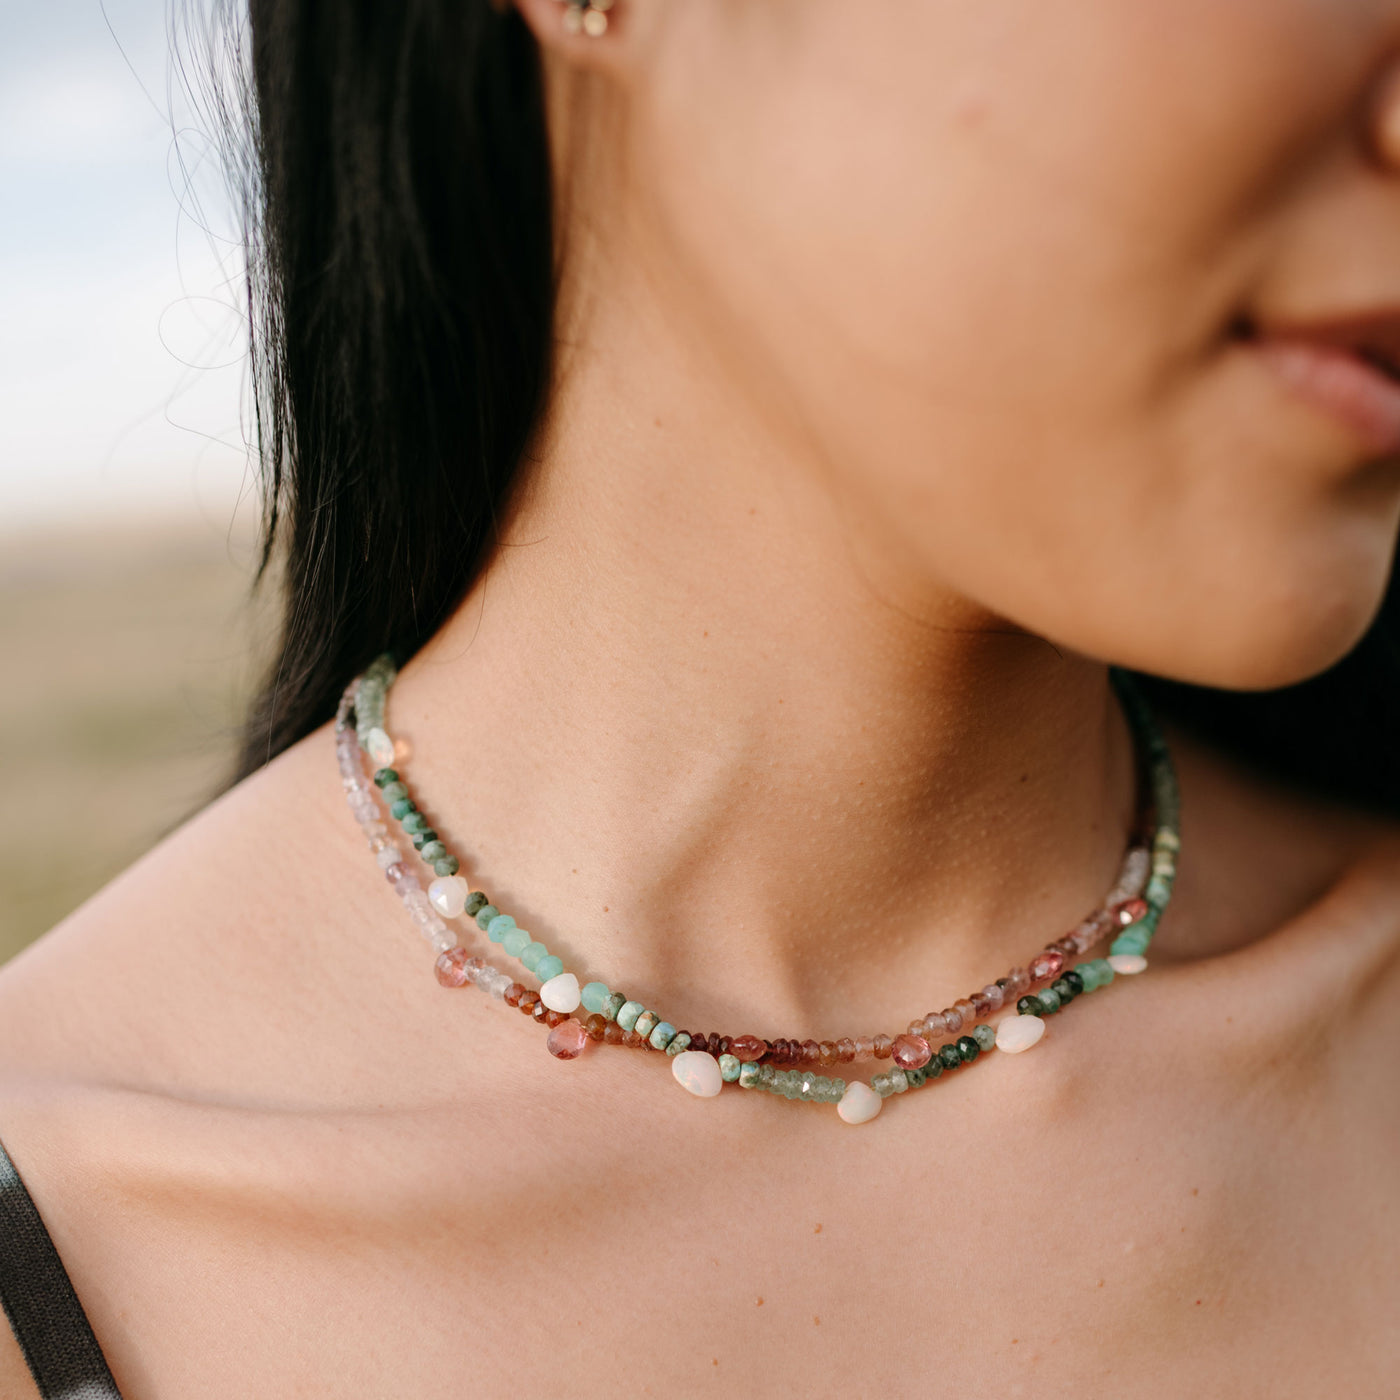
[836,1080,882,1125]
[428,875,470,918]
[366,727,396,767]
[1108,953,1148,974]
[539,972,582,1013]
[671,1049,723,1098]
[995,1014,1047,1054]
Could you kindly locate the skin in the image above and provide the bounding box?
[2,0,1400,1394]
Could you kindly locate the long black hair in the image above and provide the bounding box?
[199,0,1399,814]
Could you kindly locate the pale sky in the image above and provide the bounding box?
[0,0,254,532]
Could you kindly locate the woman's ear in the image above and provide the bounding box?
[511,0,633,68]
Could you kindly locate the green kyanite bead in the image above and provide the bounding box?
[486,914,516,941]
[390,799,415,821]
[502,928,531,957]
[1073,961,1100,991]
[634,1010,659,1039]
[616,1000,644,1032]
[956,1036,980,1062]
[402,811,429,835]
[1017,995,1041,1015]
[871,1073,894,1098]
[938,1043,962,1070]
[535,954,564,981]
[829,1077,847,1099]
[971,1023,997,1052]
[475,904,500,930]
[666,1032,692,1056]
[889,1067,909,1093]
[372,768,398,788]
[1092,958,1116,987]
[1050,978,1076,1004]
[601,992,626,1022]
[648,1021,676,1050]
[419,840,447,863]
[520,942,548,971]
[905,1067,928,1089]
[738,1061,762,1088]
[412,829,437,850]
[1111,929,1150,957]
[464,891,488,917]
[1036,989,1062,1015]
[432,857,459,877]
[580,981,611,1014]
[925,1056,943,1079]
[379,780,408,803]
[718,1053,741,1082]
[1060,970,1085,996]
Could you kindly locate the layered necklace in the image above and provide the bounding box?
[335,656,1178,1126]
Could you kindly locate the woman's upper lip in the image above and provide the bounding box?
[1247,308,1400,377]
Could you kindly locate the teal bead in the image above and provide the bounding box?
[955,1036,980,1062]
[634,1010,659,1039]
[520,942,548,971]
[648,1021,676,1050]
[1092,958,1115,987]
[419,840,447,863]
[432,857,459,877]
[666,1032,692,1056]
[1073,961,1100,991]
[581,982,611,1014]
[937,1043,962,1070]
[738,1061,761,1088]
[390,799,415,821]
[535,954,564,981]
[486,914,516,940]
[616,1000,644,1032]
[718,1053,741,1082]
[464,891,487,917]
[1111,930,1149,957]
[971,1023,997,1051]
[602,992,626,1022]
[502,928,531,957]
[1036,989,1061,1015]
[402,811,429,834]
[372,767,398,787]
[412,829,437,849]
[475,904,500,929]
[379,780,408,803]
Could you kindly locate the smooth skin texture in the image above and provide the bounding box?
[3,1,1400,1394]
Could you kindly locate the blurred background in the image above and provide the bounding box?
[1,1,267,960]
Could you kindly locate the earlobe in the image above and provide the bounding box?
[514,0,619,47]
[557,0,616,39]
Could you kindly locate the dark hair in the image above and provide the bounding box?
[205,0,1399,815]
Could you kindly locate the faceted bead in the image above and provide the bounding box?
[419,840,448,863]
[970,993,993,1018]
[434,948,473,988]
[402,812,429,835]
[1108,953,1148,974]
[718,1053,742,1082]
[953,999,977,1024]
[801,1039,821,1064]
[888,1067,909,1093]
[836,1038,857,1063]
[535,955,564,981]
[980,983,1005,1012]
[502,928,531,957]
[520,942,548,971]
[1114,897,1150,926]
[995,1014,1046,1053]
[854,1036,876,1060]
[543,1008,568,1028]
[372,767,398,787]
[872,1034,894,1059]
[390,798,415,821]
[1050,977,1076,1003]
[546,1018,589,1059]
[486,914,517,941]
[971,1023,998,1052]
[379,780,408,803]
[1061,970,1085,995]
[672,1050,724,1097]
[937,1044,962,1070]
[921,1012,949,1038]
[905,1067,928,1089]
[870,1072,894,1098]
[503,982,527,1007]
[540,972,582,1013]
[602,1022,626,1045]
[623,1029,647,1049]
[1037,988,1062,1014]
[891,1034,932,1070]
[474,903,500,929]
[955,1036,979,1062]
[818,1041,839,1066]
[730,1035,767,1061]
[941,1008,964,1034]
[428,875,470,919]
[412,829,437,850]
[464,891,488,917]
[375,845,402,871]
[1005,967,1031,995]
[366,727,395,767]
[1029,950,1066,983]
[518,990,540,1015]
[583,1013,608,1040]
[383,862,407,885]
[580,981,612,1014]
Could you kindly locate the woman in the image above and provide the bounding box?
[1,0,1397,1394]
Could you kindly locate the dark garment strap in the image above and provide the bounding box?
[0,1133,123,1399]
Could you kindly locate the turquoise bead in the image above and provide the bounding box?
[402,812,429,834]
[580,982,611,1014]
[616,1000,644,1032]
[1073,961,1100,991]
[666,1032,692,1056]
[535,954,564,980]
[648,1020,676,1050]
[379,780,408,803]
[718,1053,741,1081]
[475,904,500,930]
[390,799,415,821]
[486,914,516,940]
[520,942,548,971]
[601,992,626,1022]
[419,840,447,863]
[432,857,459,877]
[738,1061,761,1088]
[634,1010,659,1039]
[502,928,531,957]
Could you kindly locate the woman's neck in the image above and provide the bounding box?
[386,290,1138,1041]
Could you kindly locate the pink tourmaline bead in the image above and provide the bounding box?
[434,948,473,988]
[384,862,406,884]
[1029,950,1066,983]
[1005,966,1031,995]
[941,1007,964,1034]
[854,1036,877,1061]
[891,1034,932,1070]
[1114,897,1150,925]
[981,983,1005,1011]
[547,1018,589,1060]
[953,998,977,1023]
[921,1012,949,1039]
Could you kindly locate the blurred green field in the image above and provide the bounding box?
[0,521,271,963]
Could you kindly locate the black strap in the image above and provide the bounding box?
[0,1133,123,1399]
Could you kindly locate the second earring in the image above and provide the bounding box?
[558,0,614,37]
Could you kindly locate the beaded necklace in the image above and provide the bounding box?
[336,657,1178,1126]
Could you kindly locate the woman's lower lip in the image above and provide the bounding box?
[1251,336,1400,456]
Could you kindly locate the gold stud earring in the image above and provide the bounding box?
[557,0,614,38]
